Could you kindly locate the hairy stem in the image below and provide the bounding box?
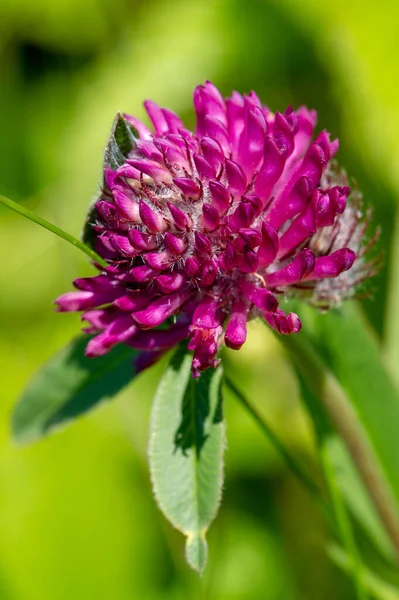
[319,438,368,600]
[281,333,399,561]
[226,375,371,598]
[0,194,106,267]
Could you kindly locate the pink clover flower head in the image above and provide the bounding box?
[56,82,375,377]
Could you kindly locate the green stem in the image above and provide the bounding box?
[0,194,107,267]
[280,333,399,560]
[225,376,369,599]
[225,376,327,510]
[320,440,368,600]
[328,544,399,600]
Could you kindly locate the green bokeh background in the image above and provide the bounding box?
[1,1,398,598]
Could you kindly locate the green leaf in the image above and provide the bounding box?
[104,112,138,172]
[12,336,141,444]
[82,112,138,249]
[149,348,225,573]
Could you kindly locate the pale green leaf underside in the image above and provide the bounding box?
[12,336,140,444]
[149,349,225,573]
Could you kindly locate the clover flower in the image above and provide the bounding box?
[56,82,374,377]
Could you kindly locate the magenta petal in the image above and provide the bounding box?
[161,108,184,134]
[94,235,120,259]
[315,187,349,228]
[257,221,279,267]
[56,282,123,312]
[112,187,141,222]
[144,251,172,270]
[264,310,302,335]
[226,92,245,151]
[237,247,259,273]
[254,137,285,202]
[241,283,278,312]
[236,105,267,175]
[164,232,187,255]
[128,228,159,251]
[200,137,224,172]
[137,140,164,162]
[85,316,137,357]
[167,133,191,154]
[225,159,247,195]
[97,201,129,230]
[144,100,169,136]
[73,275,119,292]
[202,116,230,154]
[202,203,220,231]
[292,107,317,159]
[127,324,189,351]
[193,153,216,180]
[191,294,219,329]
[239,228,261,249]
[56,291,97,312]
[189,328,222,378]
[123,113,152,140]
[194,231,212,255]
[82,307,118,330]
[245,194,263,217]
[188,295,223,376]
[113,292,152,312]
[104,166,118,190]
[185,256,200,277]
[267,176,312,230]
[154,138,187,166]
[123,265,158,283]
[194,83,227,136]
[116,164,141,181]
[198,258,219,287]
[219,241,237,271]
[167,202,191,230]
[132,290,191,328]
[109,234,138,257]
[266,249,316,287]
[173,177,201,200]
[156,272,186,293]
[209,180,230,215]
[305,248,355,280]
[315,130,335,164]
[228,201,255,232]
[277,202,317,258]
[225,300,248,350]
[273,111,296,158]
[139,200,167,232]
[128,159,172,183]
[299,141,326,187]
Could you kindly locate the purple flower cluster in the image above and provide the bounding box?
[56,82,370,377]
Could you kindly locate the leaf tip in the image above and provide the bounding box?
[185,532,208,574]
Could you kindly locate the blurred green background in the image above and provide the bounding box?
[1,0,399,598]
